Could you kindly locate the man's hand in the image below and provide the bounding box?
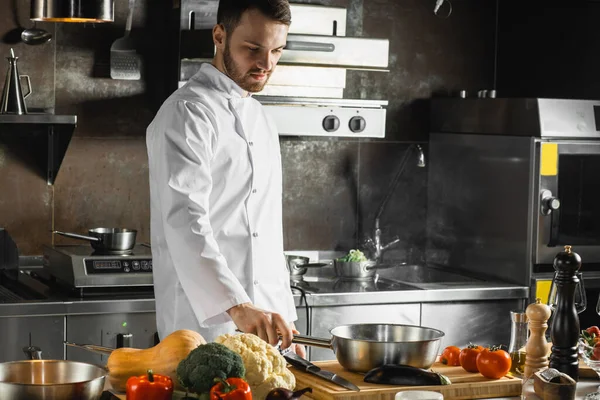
[227,302,293,349]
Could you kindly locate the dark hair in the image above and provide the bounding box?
[217,0,291,33]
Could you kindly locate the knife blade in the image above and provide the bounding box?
[283,350,360,392]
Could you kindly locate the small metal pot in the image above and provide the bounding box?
[0,346,106,400]
[285,255,328,277]
[54,228,137,254]
[291,323,444,372]
[333,260,401,280]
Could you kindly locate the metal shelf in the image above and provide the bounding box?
[0,114,77,185]
[0,114,77,125]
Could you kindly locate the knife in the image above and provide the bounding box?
[282,350,360,392]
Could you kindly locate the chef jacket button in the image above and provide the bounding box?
[252,232,259,237]
[248,141,254,146]
[254,280,259,285]
[252,189,257,194]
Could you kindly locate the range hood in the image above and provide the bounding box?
[0,114,76,185]
[177,2,390,138]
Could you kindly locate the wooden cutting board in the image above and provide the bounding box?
[290,361,522,400]
[579,360,599,379]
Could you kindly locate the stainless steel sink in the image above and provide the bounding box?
[290,275,422,294]
[377,264,480,284]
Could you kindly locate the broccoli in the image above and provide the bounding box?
[337,249,368,262]
[176,342,246,395]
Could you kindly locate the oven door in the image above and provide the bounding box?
[536,141,600,265]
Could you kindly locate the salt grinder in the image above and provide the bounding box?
[524,298,552,379]
[549,245,581,381]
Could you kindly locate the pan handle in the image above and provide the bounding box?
[22,346,42,360]
[291,333,333,349]
[236,329,333,349]
[64,341,115,355]
[53,230,101,242]
[365,262,408,271]
[303,263,329,268]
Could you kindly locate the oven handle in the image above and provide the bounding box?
[285,40,335,52]
[549,206,560,247]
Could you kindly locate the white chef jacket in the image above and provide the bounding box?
[146,63,297,342]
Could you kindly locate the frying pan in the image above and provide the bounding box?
[290,323,444,372]
[0,346,106,400]
[53,228,137,253]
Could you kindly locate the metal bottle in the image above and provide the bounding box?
[549,245,581,381]
[1,48,32,115]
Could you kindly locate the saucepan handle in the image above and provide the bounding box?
[366,262,408,271]
[291,333,333,349]
[22,346,42,360]
[303,263,329,268]
[53,230,101,242]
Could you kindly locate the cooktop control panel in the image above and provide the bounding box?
[85,259,153,274]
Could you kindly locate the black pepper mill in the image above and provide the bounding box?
[549,245,581,381]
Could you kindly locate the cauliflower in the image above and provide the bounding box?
[215,333,296,399]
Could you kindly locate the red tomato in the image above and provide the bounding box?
[476,347,512,379]
[440,346,461,366]
[587,326,600,338]
[593,342,600,361]
[459,344,484,373]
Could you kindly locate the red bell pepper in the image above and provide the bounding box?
[210,377,252,400]
[126,369,174,400]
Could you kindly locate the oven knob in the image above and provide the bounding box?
[349,116,366,133]
[322,115,340,132]
[541,190,560,215]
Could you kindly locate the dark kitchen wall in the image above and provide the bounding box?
[496,1,600,100]
[0,0,495,259]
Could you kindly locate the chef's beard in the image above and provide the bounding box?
[223,42,271,93]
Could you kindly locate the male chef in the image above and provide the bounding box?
[146,0,304,356]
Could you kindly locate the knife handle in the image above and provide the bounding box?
[284,351,318,372]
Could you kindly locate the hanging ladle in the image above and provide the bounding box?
[21,22,52,45]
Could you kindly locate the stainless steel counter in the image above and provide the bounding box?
[0,259,530,364]
[0,255,529,317]
[0,271,528,317]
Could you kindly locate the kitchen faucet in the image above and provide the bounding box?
[363,144,426,263]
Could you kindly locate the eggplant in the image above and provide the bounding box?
[265,387,313,400]
[364,364,452,386]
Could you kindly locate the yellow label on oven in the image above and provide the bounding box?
[536,280,552,304]
[540,143,558,176]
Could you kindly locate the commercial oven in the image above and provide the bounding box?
[428,98,600,327]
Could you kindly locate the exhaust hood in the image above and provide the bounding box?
[0,114,76,185]
[178,2,390,138]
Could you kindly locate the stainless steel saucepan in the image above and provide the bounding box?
[0,346,106,400]
[291,323,444,372]
[54,227,137,253]
[285,255,329,278]
[334,260,405,280]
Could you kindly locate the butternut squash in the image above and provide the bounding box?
[107,329,206,392]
